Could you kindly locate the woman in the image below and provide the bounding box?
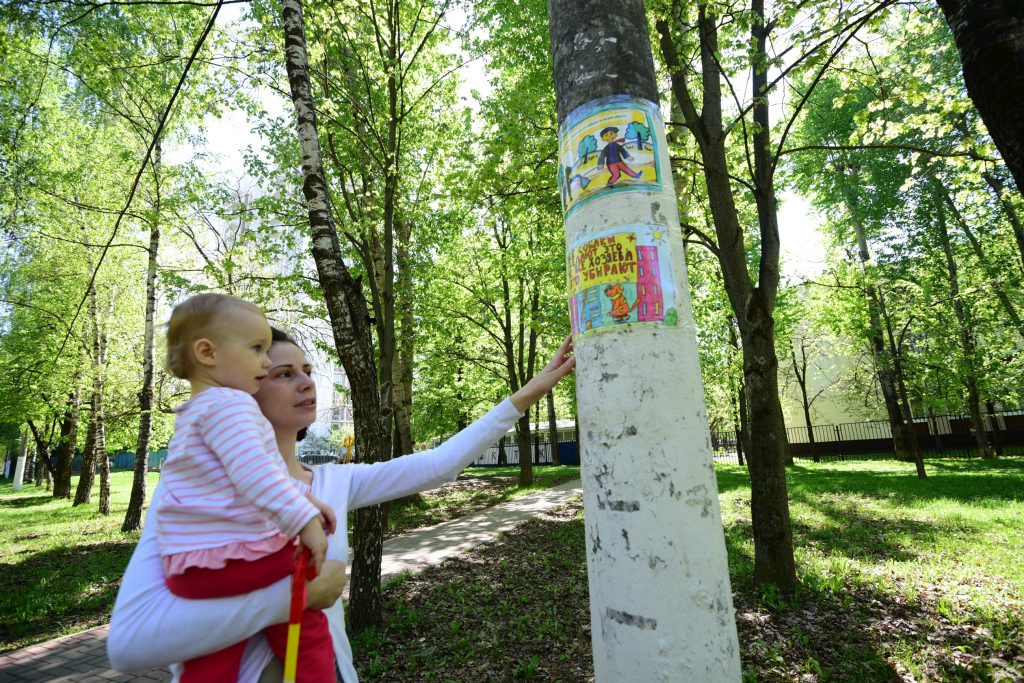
[108,329,575,682]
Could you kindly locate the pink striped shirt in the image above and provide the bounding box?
[156,387,318,574]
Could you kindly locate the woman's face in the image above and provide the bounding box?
[253,341,317,435]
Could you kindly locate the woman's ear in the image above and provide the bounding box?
[192,338,217,368]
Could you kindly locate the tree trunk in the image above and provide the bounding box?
[515,414,532,474]
[740,308,797,590]
[933,180,992,458]
[392,223,415,459]
[497,435,507,465]
[74,282,102,507]
[939,182,1024,338]
[985,401,1005,457]
[841,187,921,467]
[657,3,796,595]
[547,390,561,466]
[281,0,390,633]
[97,390,110,514]
[937,0,1024,196]
[876,289,925,478]
[51,388,81,499]
[75,394,98,506]
[790,340,819,463]
[736,387,749,468]
[533,402,542,465]
[123,146,161,532]
[573,414,580,462]
[551,1,742,677]
[982,171,1024,274]
[729,321,749,467]
[12,428,27,492]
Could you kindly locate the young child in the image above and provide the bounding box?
[157,293,336,682]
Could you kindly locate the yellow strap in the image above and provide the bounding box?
[283,622,302,683]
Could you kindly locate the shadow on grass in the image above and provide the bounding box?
[717,457,1023,509]
[720,469,1002,568]
[0,495,53,509]
[724,514,1020,681]
[788,467,1023,506]
[733,561,1023,682]
[0,540,134,652]
[790,499,954,563]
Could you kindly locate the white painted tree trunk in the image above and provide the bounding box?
[549,1,741,679]
[570,131,740,682]
[12,429,27,492]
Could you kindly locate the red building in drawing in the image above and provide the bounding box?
[635,246,662,322]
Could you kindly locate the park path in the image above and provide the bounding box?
[0,479,583,683]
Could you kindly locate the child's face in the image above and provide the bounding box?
[601,130,616,142]
[207,308,273,395]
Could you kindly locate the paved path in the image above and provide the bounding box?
[0,480,583,682]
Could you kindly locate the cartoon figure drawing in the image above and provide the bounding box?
[597,126,641,186]
[605,283,638,323]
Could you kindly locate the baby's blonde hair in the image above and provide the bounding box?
[165,293,263,379]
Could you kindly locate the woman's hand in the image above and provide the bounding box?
[306,560,347,609]
[510,335,575,413]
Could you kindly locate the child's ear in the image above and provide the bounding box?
[192,338,217,368]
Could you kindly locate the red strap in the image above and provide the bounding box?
[289,547,315,623]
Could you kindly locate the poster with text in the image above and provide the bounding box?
[557,97,663,217]
[568,226,678,337]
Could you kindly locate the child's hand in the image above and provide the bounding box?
[307,494,337,535]
[298,517,328,575]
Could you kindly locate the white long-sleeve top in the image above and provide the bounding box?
[108,397,524,683]
[158,387,318,572]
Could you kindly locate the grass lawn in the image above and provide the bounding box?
[0,464,581,653]
[353,457,1024,682]
[0,470,160,652]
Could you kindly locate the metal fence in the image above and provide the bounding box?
[292,438,582,468]
[69,449,166,474]
[710,408,1024,465]
[471,437,580,467]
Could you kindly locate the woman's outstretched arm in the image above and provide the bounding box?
[345,336,575,510]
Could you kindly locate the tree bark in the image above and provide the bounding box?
[547,390,561,466]
[392,223,415,459]
[985,400,1005,457]
[729,321,749,467]
[123,144,161,531]
[51,388,80,498]
[282,0,390,632]
[657,4,796,595]
[937,0,1024,196]
[933,180,992,458]
[98,404,110,514]
[75,286,107,506]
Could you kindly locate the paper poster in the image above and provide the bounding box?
[557,96,663,217]
[568,226,678,337]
